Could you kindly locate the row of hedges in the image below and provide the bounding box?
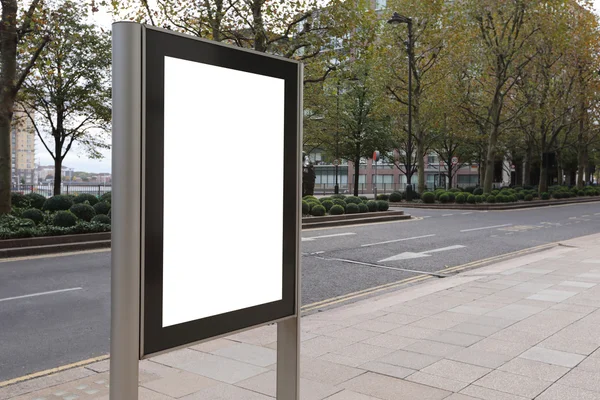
[303,195,389,216]
[1,192,113,239]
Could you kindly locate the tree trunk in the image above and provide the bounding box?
[417,142,425,194]
[353,155,360,197]
[522,145,531,187]
[483,138,496,194]
[251,0,267,52]
[577,147,587,189]
[0,111,12,213]
[539,165,548,194]
[53,157,62,196]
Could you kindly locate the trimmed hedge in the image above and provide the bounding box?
[73,193,99,206]
[467,194,476,204]
[376,194,390,201]
[25,193,46,209]
[366,200,378,212]
[439,193,450,203]
[302,200,310,215]
[422,192,435,203]
[486,195,496,203]
[53,211,78,227]
[321,200,334,212]
[93,201,111,215]
[11,193,29,208]
[21,209,44,225]
[345,203,360,214]
[91,214,111,225]
[358,203,368,213]
[332,198,347,207]
[377,200,390,211]
[473,188,484,196]
[70,203,96,222]
[524,194,533,201]
[541,192,550,200]
[100,191,111,203]
[43,195,74,212]
[329,204,345,215]
[456,193,467,204]
[345,196,362,205]
[389,192,402,202]
[310,204,326,217]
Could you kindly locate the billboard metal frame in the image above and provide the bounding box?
[111,22,302,400]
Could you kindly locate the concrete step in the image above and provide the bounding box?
[302,214,412,229]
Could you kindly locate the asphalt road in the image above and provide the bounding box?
[1,201,599,381]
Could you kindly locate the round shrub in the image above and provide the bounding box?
[389,192,403,202]
[517,193,525,200]
[376,194,390,201]
[439,193,450,203]
[449,188,463,193]
[303,195,318,201]
[366,200,378,212]
[25,193,46,209]
[53,211,78,227]
[346,203,360,214]
[411,191,421,200]
[377,200,389,211]
[434,190,446,200]
[43,195,74,211]
[552,192,563,199]
[310,204,326,217]
[18,218,37,228]
[92,214,111,225]
[497,195,507,203]
[345,196,362,205]
[307,201,320,211]
[524,194,533,201]
[330,194,346,199]
[456,193,467,204]
[318,197,332,203]
[486,195,496,203]
[358,203,368,213]
[69,203,96,222]
[578,190,585,196]
[321,200,334,212]
[447,192,456,203]
[473,188,484,196]
[467,194,476,204]
[73,193,99,206]
[329,204,345,215]
[475,195,484,203]
[491,190,500,196]
[93,201,111,215]
[422,192,436,204]
[585,189,595,196]
[11,192,29,208]
[541,192,550,200]
[332,198,347,207]
[302,200,310,215]
[513,186,523,192]
[464,186,476,193]
[359,196,369,202]
[21,209,44,225]
[100,191,111,203]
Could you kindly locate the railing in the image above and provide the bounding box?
[11,184,112,198]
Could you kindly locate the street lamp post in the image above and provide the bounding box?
[335,80,340,195]
[388,12,414,201]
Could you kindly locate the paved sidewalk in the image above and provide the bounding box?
[3,233,600,400]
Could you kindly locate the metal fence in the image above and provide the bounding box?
[11,184,112,198]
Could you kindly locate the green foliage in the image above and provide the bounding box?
[447,192,456,203]
[456,193,467,204]
[525,194,534,201]
[346,203,360,214]
[321,200,334,212]
[53,211,78,227]
[358,203,368,213]
[366,200,378,212]
[310,204,326,217]
[359,196,369,202]
[467,194,476,204]
[464,186,476,194]
[303,195,318,202]
[345,196,362,204]
[449,188,463,193]
[473,188,484,196]
[11,193,29,208]
[486,195,496,203]
[376,194,390,201]
[541,192,550,200]
[517,193,525,200]
[73,193,99,206]
[100,191,111,203]
[330,194,346,199]
[389,192,402,202]
[43,195,74,211]
[434,190,446,200]
[377,200,389,211]
[491,190,500,196]
[70,203,96,222]
[475,195,484,203]
[319,197,332,202]
[439,193,450,203]
[93,201,111,215]
[422,192,436,203]
[25,193,46,209]
[332,198,347,207]
[329,205,345,215]
[302,200,310,215]
[578,190,585,196]
[91,214,111,225]
[22,209,44,225]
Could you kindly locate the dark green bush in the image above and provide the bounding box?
[332,198,347,207]
[73,193,99,206]
[358,203,368,213]
[11,193,29,208]
[43,195,74,211]
[359,196,369,202]
[486,195,496,203]
[25,193,46,209]
[496,195,507,203]
[93,201,111,215]
[366,200,378,212]
[552,192,563,199]
[329,204,345,215]
[53,211,78,227]
[18,218,36,228]
[524,194,533,201]
[345,196,362,204]
[321,200,334,212]
[464,186,476,193]
[434,190,446,200]
[310,204,326,217]
[439,193,450,203]
[578,190,585,196]
[475,195,484,203]
[100,192,111,203]
[456,193,467,204]
[331,194,346,199]
[447,192,456,203]
[517,193,525,200]
[410,191,421,200]
[70,203,96,222]
[467,194,476,204]
[510,195,518,202]
[541,192,550,200]
[473,188,484,196]
[376,194,390,201]
[91,214,111,225]
[319,197,332,203]
[21,209,44,225]
[377,200,390,211]
[302,200,310,215]
[389,192,403,202]
[491,190,499,196]
[422,192,436,203]
[346,203,360,214]
[513,186,523,192]
[449,188,463,193]
[303,195,318,201]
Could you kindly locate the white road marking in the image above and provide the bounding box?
[422,216,432,219]
[0,287,82,303]
[302,233,356,242]
[595,213,600,216]
[361,234,436,248]
[569,217,577,220]
[379,245,466,262]
[462,212,473,215]
[582,215,590,218]
[442,214,454,217]
[460,224,513,233]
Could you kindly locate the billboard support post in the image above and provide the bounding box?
[110,22,142,400]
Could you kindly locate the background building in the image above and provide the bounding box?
[11,110,36,188]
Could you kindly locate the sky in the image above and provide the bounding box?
[35,0,600,173]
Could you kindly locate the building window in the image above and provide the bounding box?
[373,175,393,184]
[427,154,437,165]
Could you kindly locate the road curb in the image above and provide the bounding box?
[390,197,600,210]
[302,211,412,229]
[0,233,111,259]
